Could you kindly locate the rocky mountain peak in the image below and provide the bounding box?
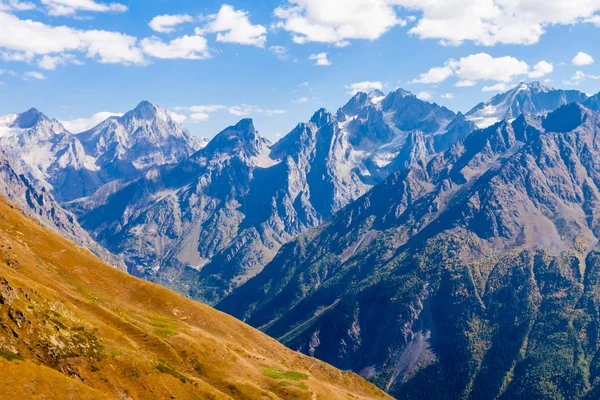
[201,118,268,158]
[124,100,163,121]
[12,108,48,129]
[309,108,334,127]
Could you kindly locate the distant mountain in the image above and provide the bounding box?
[0,108,94,200]
[0,102,205,203]
[0,195,389,400]
[584,92,600,110]
[79,100,204,176]
[71,89,475,304]
[466,81,588,128]
[0,148,124,269]
[218,103,600,399]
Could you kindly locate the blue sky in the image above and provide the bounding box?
[0,0,599,140]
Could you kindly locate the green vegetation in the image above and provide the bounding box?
[0,348,24,362]
[155,361,188,384]
[262,366,308,381]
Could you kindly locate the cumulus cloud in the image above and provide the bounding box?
[149,14,194,34]
[572,52,594,66]
[273,0,600,47]
[309,52,331,66]
[0,11,145,66]
[0,0,36,11]
[269,45,289,60]
[24,71,46,80]
[417,91,433,100]
[196,5,267,47]
[41,0,127,16]
[528,61,553,78]
[413,53,552,87]
[273,0,405,47]
[38,54,83,70]
[61,111,122,133]
[141,35,210,60]
[345,81,383,95]
[190,112,210,121]
[441,93,454,99]
[566,70,600,85]
[167,110,187,123]
[394,0,600,46]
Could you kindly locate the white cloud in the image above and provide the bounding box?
[309,52,331,66]
[455,79,476,87]
[228,104,286,117]
[482,83,509,92]
[41,0,127,16]
[566,70,600,85]
[179,105,226,113]
[417,91,433,100]
[38,54,82,70]
[0,0,36,11]
[190,112,210,121]
[528,61,553,78]
[572,52,594,66]
[411,65,454,84]
[393,0,600,46]
[24,71,46,80]
[414,53,552,87]
[345,81,383,95]
[273,0,600,47]
[61,111,122,133]
[292,97,309,103]
[0,11,145,66]
[149,14,194,34]
[441,93,454,99]
[586,15,600,26]
[141,35,210,60]
[167,110,187,123]
[273,0,405,47]
[197,5,266,47]
[269,45,289,60]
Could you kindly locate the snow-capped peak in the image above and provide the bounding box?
[466,81,588,128]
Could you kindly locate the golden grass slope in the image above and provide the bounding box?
[0,196,390,400]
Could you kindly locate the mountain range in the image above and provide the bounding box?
[218,100,600,398]
[1,81,598,398]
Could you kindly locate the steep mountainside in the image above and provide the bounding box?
[0,149,124,270]
[0,195,389,400]
[219,102,600,399]
[72,89,475,304]
[466,81,588,128]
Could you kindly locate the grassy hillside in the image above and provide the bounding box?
[0,196,389,400]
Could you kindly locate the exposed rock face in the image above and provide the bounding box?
[466,81,588,128]
[78,101,204,186]
[0,149,124,269]
[73,90,475,304]
[0,102,204,203]
[218,103,600,399]
[0,102,203,267]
